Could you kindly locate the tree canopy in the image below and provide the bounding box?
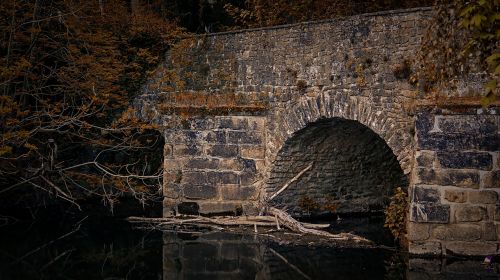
[0,0,183,211]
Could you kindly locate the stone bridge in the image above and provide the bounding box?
[137,7,500,256]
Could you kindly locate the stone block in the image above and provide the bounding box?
[455,205,487,222]
[432,224,481,241]
[206,171,239,185]
[442,170,480,189]
[163,183,182,199]
[240,172,260,185]
[178,202,200,215]
[217,117,248,130]
[247,117,265,131]
[408,241,442,256]
[198,202,243,215]
[482,222,497,241]
[495,208,500,222]
[468,190,498,204]
[410,203,450,223]
[164,144,173,158]
[416,169,480,188]
[437,115,497,135]
[173,144,203,156]
[482,171,500,188]
[240,145,265,159]
[417,133,499,152]
[218,158,247,171]
[412,186,440,203]
[227,131,263,144]
[181,171,207,185]
[415,150,435,167]
[185,158,220,170]
[164,159,181,170]
[407,222,430,241]
[220,185,257,200]
[444,241,498,256]
[444,189,466,203]
[184,185,217,199]
[206,145,239,157]
[436,151,492,170]
[205,130,226,144]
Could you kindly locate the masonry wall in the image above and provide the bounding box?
[140,7,435,217]
[137,7,500,256]
[163,116,266,216]
[408,107,500,256]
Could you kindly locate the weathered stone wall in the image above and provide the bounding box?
[268,117,406,216]
[162,116,266,216]
[407,107,500,256]
[137,7,500,256]
[138,7,434,218]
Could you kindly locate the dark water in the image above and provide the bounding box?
[0,215,499,280]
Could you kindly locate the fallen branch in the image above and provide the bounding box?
[268,164,312,202]
[127,214,369,243]
[265,207,370,243]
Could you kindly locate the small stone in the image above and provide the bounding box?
[444,190,467,203]
[468,190,498,204]
[455,205,486,222]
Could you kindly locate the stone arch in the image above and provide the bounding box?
[263,92,413,209]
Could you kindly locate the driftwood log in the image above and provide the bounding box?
[128,163,371,243]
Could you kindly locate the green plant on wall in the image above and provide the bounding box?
[416,0,499,105]
[384,187,408,240]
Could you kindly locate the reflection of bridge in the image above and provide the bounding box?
[161,232,500,279]
[138,7,500,256]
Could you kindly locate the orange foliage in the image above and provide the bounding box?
[0,0,184,207]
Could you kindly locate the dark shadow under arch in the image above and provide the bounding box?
[266,117,407,217]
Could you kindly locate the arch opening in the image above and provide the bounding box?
[267,117,407,218]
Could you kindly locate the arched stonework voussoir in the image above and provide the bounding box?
[264,90,414,194]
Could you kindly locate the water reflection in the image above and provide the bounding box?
[162,231,407,280]
[0,217,498,279]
